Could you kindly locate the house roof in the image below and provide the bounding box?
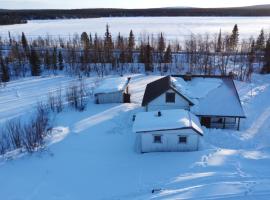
[141,76,194,106]
[172,75,246,118]
[133,109,203,135]
[94,77,130,94]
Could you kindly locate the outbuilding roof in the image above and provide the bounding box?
[141,76,194,107]
[94,77,130,94]
[133,109,203,135]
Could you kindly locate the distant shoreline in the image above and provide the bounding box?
[1,6,270,25]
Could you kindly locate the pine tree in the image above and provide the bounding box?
[0,57,10,82]
[164,44,172,63]
[104,24,113,63]
[230,24,239,51]
[158,33,165,63]
[127,30,135,63]
[144,40,153,72]
[44,49,51,70]
[29,48,41,76]
[58,50,64,70]
[217,29,222,52]
[261,37,270,74]
[256,29,265,51]
[52,47,57,71]
[81,32,90,49]
[21,32,28,52]
[247,40,255,80]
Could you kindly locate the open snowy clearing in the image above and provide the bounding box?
[0,73,270,199]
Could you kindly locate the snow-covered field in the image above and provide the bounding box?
[1,17,270,41]
[0,73,270,199]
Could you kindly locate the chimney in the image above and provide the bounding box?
[184,72,192,81]
[157,111,162,117]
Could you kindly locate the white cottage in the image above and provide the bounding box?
[142,75,246,130]
[94,77,131,104]
[133,109,203,153]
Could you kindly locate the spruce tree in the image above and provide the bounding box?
[230,24,239,51]
[44,49,51,70]
[261,37,270,74]
[81,32,90,49]
[256,29,265,51]
[29,48,41,76]
[144,40,153,72]
[164,44,172,63]
[52,47,58,71]
[127,30,135,62]
[158,33,165,63]
[58,50,64,70]
[104,24,113,63]
[217,29,222,52]
[21,32,28,52]
[0,57,10,82]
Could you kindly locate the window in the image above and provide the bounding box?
[166,92,175,103]
[179,136,187,144]
[153,135,162,143]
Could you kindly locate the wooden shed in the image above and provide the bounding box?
[94,77,131,104]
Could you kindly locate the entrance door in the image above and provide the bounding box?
[201,117,211,128]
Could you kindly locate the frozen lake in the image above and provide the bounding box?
[1,17,270,42]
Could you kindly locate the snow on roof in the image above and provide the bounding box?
[172,77,245,117]
[94,77,129,94]
[133,109,203,135]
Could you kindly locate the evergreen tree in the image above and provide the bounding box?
[261,37,270,74]
[127,30,135,62]
[0,57,10,82]
[21,32,28,52]
[144,40,153,72]
[44,49,51,70]
[89,33,93,49]
[256,29,265,51]
[158,33,165,63]
[104,24,113,63]
[230,24,239,51]
[81,32,90,49]
[217,29,222,52]
[52,47,58,71]
[164,44,172,63]
[58,50,64,70]
[29,48,41,76]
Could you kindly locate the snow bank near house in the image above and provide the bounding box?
[94,77,129,94]
[133,109,203,134]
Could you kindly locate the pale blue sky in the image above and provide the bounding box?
[1,0,270,9]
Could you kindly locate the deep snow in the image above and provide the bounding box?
[0,73,270,199]
[1,17,270,42]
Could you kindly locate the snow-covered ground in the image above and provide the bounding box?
[1,17,270,42]
[0,73,270,199]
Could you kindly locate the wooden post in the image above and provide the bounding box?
[223,118,226,129]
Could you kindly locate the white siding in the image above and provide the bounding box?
[139,129,200,153]
[146,89,190,111]
[96,91,124,104]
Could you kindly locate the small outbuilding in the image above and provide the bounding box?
[94,77,131,104]
[133,109,203,153]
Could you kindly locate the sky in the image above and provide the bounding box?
[1,0,270,9]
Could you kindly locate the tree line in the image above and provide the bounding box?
[0,24,270,84]
[1,6,270,25]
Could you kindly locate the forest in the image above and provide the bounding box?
[1,5,270,25]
